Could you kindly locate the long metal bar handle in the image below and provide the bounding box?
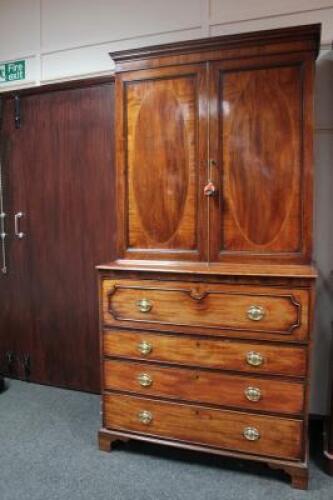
[0,97,7,274]
[0,161,7,274]
[0,212,6,274]
[14,212,25,239]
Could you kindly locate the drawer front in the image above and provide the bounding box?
[102,279,309,340]
[104,360,304,415]
[104,393,303,460]
[104,329,307,377]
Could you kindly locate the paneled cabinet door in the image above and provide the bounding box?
[116,64,208,261]
[209,53,314,263]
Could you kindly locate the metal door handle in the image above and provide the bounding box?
[0,150,7,273]
[0,212,7,273]
[14,212,25,239]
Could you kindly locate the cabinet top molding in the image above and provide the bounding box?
[110,24,321,72]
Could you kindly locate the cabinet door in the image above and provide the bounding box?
[209,54,314,263]
[116,64,208,261]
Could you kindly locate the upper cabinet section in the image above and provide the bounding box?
[112,24,320,264]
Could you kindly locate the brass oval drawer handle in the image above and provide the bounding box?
[137,373,153,387]
[137,298,153,313]
[243,427,260,441]
[247,305,265,321]
[246,351,264,367]
[138,410,153,425]
[244,386,262,402]
[137,341,153,356]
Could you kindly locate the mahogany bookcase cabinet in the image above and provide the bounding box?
[97,24,320,489]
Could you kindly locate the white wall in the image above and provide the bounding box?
[0,0,333,414]
[313,47,333,415]
[0,0,333,86]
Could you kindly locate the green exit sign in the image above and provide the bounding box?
[0,60,26,83]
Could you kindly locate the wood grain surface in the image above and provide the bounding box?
[104,392,303,460]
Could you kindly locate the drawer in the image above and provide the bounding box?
[102,279,309,341]
[104,329,307,377]
[104,393,303,460]
[104,360,304,415]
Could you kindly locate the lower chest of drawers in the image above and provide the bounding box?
[98,272,314,464]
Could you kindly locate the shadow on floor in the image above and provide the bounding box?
[108,419,326,486]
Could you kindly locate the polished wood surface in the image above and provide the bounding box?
[99,269,315,481]
[208,50,315,263]
[104,393,303,460]
[0,79,115,390]
[116,65,207,261]
[212,61,304,259]
[99,24,320,489]
[104,329,307,377]
[115,53,314,263]
[102,279,309,340]
[104,359,304,414]
[98,259,318,278]
[111,23,320,72]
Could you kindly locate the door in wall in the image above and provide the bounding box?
[0,80,115,392]
[0,96,34,380]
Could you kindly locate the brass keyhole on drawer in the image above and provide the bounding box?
[137,341,153,356]
[246,351,264,367]
[137,410,153,425]
[243,427,260,441]
[137,373,153,387]
[247,305,265,321]
[137,298,153,313]
[244,386,262,402]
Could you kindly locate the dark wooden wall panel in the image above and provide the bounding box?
[0,79,115,392]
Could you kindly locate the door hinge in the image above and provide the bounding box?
[22,354,31,380]
[14,95,21,129]
[4,351,16,374]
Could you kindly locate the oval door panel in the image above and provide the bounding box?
[224,67,299,247]
[133,87,189,243]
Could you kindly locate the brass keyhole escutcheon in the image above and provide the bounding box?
[204,181,217,197]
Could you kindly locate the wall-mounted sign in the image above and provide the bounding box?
[0,60,26,83]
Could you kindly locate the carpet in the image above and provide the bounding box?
[0,379,331,500]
